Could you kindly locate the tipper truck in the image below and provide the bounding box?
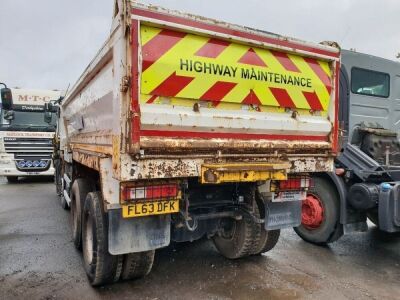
[46,0,340,285]
[0,85,60,182]
[295,50,400,244]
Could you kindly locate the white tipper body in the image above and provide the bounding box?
[58,0,339,208]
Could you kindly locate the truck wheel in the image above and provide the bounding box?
[121,251,155,281]
[252,226,280,255]
[251,200,280,255]
[6,176,18,183]
[82,192,122,286]
[70,178,94,250]
[294,177,343,245]
[257,230,280,253]
[212,212,259,259]
[54,159,62,196]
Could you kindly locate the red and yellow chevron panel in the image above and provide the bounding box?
[140,25,332,111]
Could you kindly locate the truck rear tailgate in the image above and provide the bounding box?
[130,5,339,154]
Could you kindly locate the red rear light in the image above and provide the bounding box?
[279,178,311,190]
[121,184,179,202]
[146,185,178,199]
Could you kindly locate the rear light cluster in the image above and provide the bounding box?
[279,178,311,190]
[272,177,312,192]
[121,184,179,202]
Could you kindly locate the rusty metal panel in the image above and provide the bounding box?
[121,154,202,181]
[139,136,331,153]
[100,158,120,207]
[72,150,103,171]
[120,154,333,181]
[201,162,289,184]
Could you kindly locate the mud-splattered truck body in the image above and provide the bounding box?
[54,0,340,285]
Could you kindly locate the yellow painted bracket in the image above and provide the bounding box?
[201,162,290,184]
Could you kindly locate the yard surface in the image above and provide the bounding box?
[1,177,399,300]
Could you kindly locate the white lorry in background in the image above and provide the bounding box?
[0,84,61,182]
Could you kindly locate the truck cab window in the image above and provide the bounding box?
[0,109,57,131]
[351,67,390,98]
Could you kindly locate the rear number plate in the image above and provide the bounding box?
[122,199,179,218]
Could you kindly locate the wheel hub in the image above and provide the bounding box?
[219,218,236,239]
[302,194,324,229]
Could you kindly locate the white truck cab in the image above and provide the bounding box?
[0,86,61,182]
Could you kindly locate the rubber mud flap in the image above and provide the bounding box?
[265,201,302,231]
[108,210,171,255]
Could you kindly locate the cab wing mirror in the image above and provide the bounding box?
[45,102,53,112]
[44,111,52,124]
[1,88,13,110]
[4,110,14,120]
[44,102,59,113]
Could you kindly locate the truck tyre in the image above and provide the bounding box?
[70,178,94,250]
[212,212,259,259]
[294,177,343,245]
[256,229,280,254]
[250,200,280,255]
[54,159,62,196]
[82,192,122,286]
[121,251,155,281]
[6,176,18,183]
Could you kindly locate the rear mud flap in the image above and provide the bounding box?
[264,201,302,231]
[108,209,170,255]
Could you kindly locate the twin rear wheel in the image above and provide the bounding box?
[212,200,280,259]
[213,177,344,254]
[70,180,154,286]
[70,179,281,285]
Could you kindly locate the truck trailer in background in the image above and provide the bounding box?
[51,0,340,286]
[0,86,60,182]
[295,50,400,244]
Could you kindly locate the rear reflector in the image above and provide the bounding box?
[121,184,179,202]
[279,178,311,190]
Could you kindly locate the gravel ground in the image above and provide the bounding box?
[1,177,400,300]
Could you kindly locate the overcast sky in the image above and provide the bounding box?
[1,0,399,90]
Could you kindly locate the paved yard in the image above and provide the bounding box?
[1,177,399,300]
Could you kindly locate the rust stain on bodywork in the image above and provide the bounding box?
[124,156,333,181]
[139,137,331,154]
[112,135,121,174]
[141,159,198,178]
[70,143,113,156]
[72,150,105,171]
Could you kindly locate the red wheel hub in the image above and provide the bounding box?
[301,194,324,229]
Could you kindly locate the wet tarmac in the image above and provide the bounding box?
[0,177,400,300]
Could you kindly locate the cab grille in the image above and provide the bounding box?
[4,137,53,171]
